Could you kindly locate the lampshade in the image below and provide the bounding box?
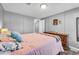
[1,28,10,35]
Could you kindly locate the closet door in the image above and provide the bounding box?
[0,6,3,28]
[3,12,24,33]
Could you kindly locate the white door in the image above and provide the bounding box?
[34,19,39,33]
[34,19,45,33]
[39,20,45,33]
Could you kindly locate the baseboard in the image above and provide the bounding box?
[69,46,79,52]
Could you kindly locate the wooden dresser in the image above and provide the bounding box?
[44,32,68,50]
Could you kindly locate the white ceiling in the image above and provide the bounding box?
[1,3,79,18]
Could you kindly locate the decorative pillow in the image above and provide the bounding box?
[1,42,22,51]
[10,32,22,42]
[1,42,16,51]
[0,44,5,51]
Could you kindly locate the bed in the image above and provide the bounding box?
[10,33,64,55]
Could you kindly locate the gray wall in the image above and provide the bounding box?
[45,7,79,48]
[3,11,35,33]
[45,13,65,32]
[0,4,3,28]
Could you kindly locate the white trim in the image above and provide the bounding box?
[69,46,79,52]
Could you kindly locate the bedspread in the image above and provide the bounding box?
[11,33,64,55]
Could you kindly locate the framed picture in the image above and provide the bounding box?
[53,19,58,25]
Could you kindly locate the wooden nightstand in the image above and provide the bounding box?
[44,31,68,50]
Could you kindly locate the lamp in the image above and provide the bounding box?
[1,28,10,35]
[40,3,47,9]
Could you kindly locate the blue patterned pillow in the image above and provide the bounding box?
[10,32,22,42]
[1,42,22,51]
[2,42,16,51]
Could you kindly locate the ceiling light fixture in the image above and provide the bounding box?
[40,3,47,9]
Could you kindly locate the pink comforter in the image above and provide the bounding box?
[11,33,64,55]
